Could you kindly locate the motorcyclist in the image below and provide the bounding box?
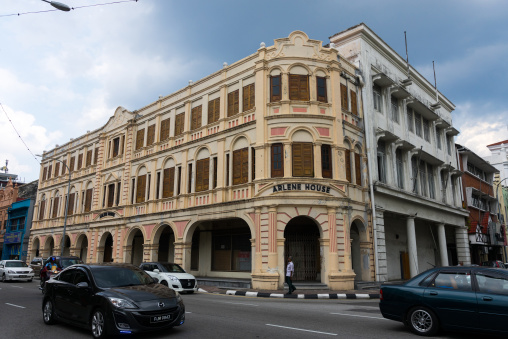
[40,257,60,283]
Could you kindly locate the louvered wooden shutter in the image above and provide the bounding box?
[191,105,202,131]
[77,154,83,169]
[355,153,362,185]
[69,157,75,172]
[345,150,352,182]
[251,148,255,180]
[136,175,146,203]
[39,200,45,220]
[84,188,93,212]
[52,197,59,218]
[86,150,92,166]
[341,84,348,110]
[289,75,309,101]
[292,143,313,177]
[162,168,175,198]
[270,75,281,102]
[227,90,239,117]
[43,167,47,181]
[195,158,210,192]
[136,129,145,150]
[175,113,184,136]
[107,183,115,207]
[67,193,75,216]
[213,157,218,188]
[62,160,67,174]
[147,125,155,146]
[233,149,248,185]
[160,118,170,141]
[271,144,284,178]
[94,148,99,164]
[316,76,327,103]
[48,165,52,179]
[321,145,332,179]
[54,163,60,177]
[208,98,220,124]
[243,84,255,111]
[350,90,358,115]
[112,139,119,157]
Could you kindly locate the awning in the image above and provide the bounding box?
[407,97,439,121]
[389,85,411,99]
[372,72,395,87]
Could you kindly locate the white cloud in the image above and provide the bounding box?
[454,102,508,157]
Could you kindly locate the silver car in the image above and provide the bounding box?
[0,260,34,282]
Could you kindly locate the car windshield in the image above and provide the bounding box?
[160,263,186,273]
[90,266,154,288]
[5,261,27,268]
[60,258,83,268]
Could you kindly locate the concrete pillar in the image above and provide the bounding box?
[455,226,471,265]
[406,216,418,277]
[267,206,278,270]
[254,208,262,273]
[437,223,449,266]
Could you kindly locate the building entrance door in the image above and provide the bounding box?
[284,217,320,282]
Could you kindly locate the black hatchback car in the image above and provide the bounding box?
[380,266,508,336]
[42,263,185,338]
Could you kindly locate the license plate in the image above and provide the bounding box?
[150,314,171,323]
[19,275,27,278]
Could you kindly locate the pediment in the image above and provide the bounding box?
[103,106,135,133]
[266,31,332,61]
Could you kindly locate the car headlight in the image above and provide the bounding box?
[7,270,16,274]
[108,297,138,309]
[167,275,179,282]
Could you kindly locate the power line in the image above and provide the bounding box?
[0,0,138,18]
[0,102,41,165]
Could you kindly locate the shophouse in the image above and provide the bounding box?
[330,23,470,281]
[29,31,372,290]
[1,174,23,259]
[457,144,502,264]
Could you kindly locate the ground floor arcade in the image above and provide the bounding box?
[28,202,374,290]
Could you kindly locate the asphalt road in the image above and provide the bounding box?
[0,280,503,338]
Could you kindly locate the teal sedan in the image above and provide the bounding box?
[380,266,508,336]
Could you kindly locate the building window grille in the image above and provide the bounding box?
[436,129,442,149]
[407,108,414,132]
[377,141,386,183]
[423,118,430,142]
[427,163,435,199]
[415,112,422,137]
[391,96,399,123]
[373,85,382,112]
[396,148,404,189]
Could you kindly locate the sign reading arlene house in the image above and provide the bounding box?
[273,183,331,193]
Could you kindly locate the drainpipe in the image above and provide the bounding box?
[357,73,380,282]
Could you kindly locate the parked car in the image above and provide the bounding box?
[0,260,34,282]
[481,260,506,268]
[29,257,45,277]
[380,266,508,336]
[140,262,197,293]
[42,263,185,338]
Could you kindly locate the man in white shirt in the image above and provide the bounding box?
[286,256,296,294]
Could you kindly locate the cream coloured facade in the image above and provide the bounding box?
[28,31,373,290]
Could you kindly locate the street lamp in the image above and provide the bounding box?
[36,154,71,257]
[41,0,71,12]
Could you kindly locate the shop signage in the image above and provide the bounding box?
[4,231,22,244]
[272,183,331,193]
[99,211,116,219]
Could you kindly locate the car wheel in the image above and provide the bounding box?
[1,273,6,283]
[28,278,33,282]
[91,308,108,339]
[161,280,168,287]
[43,299,56,325]
[407,306,439,336]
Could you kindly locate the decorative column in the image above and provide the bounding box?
[455,226,471,265]
[96,246,105,263]
[143,243,158,263]
[437,223,449,266]
[407,216,418,277]
[328,207,355,289]
[254,208,262,272]
[251,206,279,290]
[267,206,278,270]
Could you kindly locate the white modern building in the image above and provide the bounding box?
[330,23,470,281]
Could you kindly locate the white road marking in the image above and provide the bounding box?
[186,312,192,314]
[11,286,23,288]
[5,303,25,309]
[266,324,337,336]
[219,301,259,307]
[330,312,387,320]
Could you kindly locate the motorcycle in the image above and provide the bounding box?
[39,266,60,294]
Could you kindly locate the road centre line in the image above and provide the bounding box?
[5,303,25,309]
[330,313,387,320]
[219,301,259,306]
[10,286,23,288]
[266,324,337,336]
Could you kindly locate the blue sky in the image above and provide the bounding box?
[1,0,507,182]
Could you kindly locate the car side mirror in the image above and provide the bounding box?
[76,282,89,288]
[153,269,160,273]
[152,277,159,283]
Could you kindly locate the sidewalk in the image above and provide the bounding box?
[197,285,380,300]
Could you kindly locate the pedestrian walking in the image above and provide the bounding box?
[285,256,296,294]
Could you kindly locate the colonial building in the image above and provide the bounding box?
[330,23,470,281]
[457,144,502,264]
[29,31,372,290]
